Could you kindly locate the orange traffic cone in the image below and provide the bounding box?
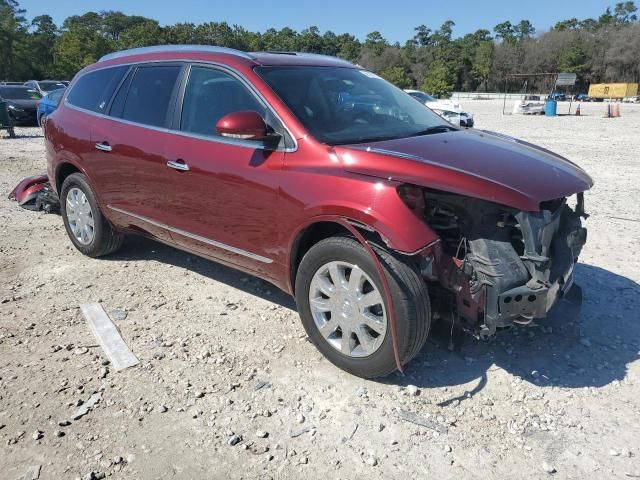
[614,102,621,117]
[575,104,581,116]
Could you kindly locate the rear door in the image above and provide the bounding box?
[162,64,287,277]
[88,63,184,240]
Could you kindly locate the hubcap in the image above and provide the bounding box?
[308,261,387,358]
[65,187,95,245]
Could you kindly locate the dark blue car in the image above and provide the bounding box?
[37,88,65,127]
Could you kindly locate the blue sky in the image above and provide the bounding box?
[20,0,615,42]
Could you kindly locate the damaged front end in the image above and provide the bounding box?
[400,185,588,338]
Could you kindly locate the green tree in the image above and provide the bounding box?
[471,40,493,90]
[364,31,387,56]
[614,1,638,23]
[52,13,115,78]
[335,33,361,62]
[413,25,432,47]
[379,66,412,88]
[0,0,29,80]
[553,18,580,31]
[421,60,454,97]
[27,14,57,78]
[493,21,515,43]
[514,20,535,41]
[559,43,590,74]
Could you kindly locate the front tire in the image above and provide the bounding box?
[60,173,123,257]
[295,236,431,378]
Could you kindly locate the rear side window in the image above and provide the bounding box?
[66,66,127,113]
[180,67,266,137]
[118,66,181,128]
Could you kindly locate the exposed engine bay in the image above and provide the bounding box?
[400,185,588,338]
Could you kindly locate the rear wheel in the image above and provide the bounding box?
[295,236,431,378]
[60,173,123,257]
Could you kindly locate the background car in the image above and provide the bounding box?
[23,80,67,96]
[37,88,65,126]
[622,95,639,103]
[405,89,474,127]
[0,85,41,125]
[574,93,591,102]
[548,92,568,101]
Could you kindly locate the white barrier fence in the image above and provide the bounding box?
[451,92,546,101]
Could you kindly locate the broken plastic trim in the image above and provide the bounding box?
[337,217,403,373]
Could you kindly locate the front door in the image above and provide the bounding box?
[162,65,285,278]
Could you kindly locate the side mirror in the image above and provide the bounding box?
[216,111,270,141]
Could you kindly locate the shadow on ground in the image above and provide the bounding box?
[108,236,639,395]
[106,236,297,309]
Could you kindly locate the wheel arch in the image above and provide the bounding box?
[55,162,82,194]
[287,214,433,295]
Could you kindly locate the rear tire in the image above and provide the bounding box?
[295,236,431,378]
[60,173,123,257]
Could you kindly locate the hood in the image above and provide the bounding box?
[334,129,593,212]
[5,99,38,109]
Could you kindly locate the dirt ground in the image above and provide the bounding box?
[1,99,639,480]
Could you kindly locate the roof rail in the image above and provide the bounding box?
[99,45,254,62]
[251,51,355,67]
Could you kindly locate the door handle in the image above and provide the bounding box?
[95,142,112,152]
[167,160,190,172]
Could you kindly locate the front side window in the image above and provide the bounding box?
[66,66,127,113]
[256,66,449,145]
[180,67,266,137]
[118,66,181,128]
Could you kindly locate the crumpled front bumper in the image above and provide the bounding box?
[465,198,587,335]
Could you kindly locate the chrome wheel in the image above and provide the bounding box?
[65,187,95,245]
[308,261,387,358]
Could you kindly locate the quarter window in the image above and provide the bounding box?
[119,66,181,128]
[66,66,128,113]
[180,67,266,137]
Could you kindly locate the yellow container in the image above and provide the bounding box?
[588,83,639,99]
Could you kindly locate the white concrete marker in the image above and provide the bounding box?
[80,303,139,370]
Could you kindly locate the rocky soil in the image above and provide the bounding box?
[1,100,639,479]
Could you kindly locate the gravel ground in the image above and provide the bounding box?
[1,100,639,480]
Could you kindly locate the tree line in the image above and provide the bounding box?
[1,0,639,96]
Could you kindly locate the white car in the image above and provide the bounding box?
[405,89,474,127]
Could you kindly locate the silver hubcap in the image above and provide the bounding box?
[309,261,387,358]
[65,187,95,245]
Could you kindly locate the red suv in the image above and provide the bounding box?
[45,46,592,378]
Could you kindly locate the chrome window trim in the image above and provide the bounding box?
[107,205,273,264]
[65,59,298,153]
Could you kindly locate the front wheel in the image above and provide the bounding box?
[60,173,123,257]
[295,236,431,378]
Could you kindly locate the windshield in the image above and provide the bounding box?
[39,81,66,91]
[0,87,42,100]
[256,66,450,145]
